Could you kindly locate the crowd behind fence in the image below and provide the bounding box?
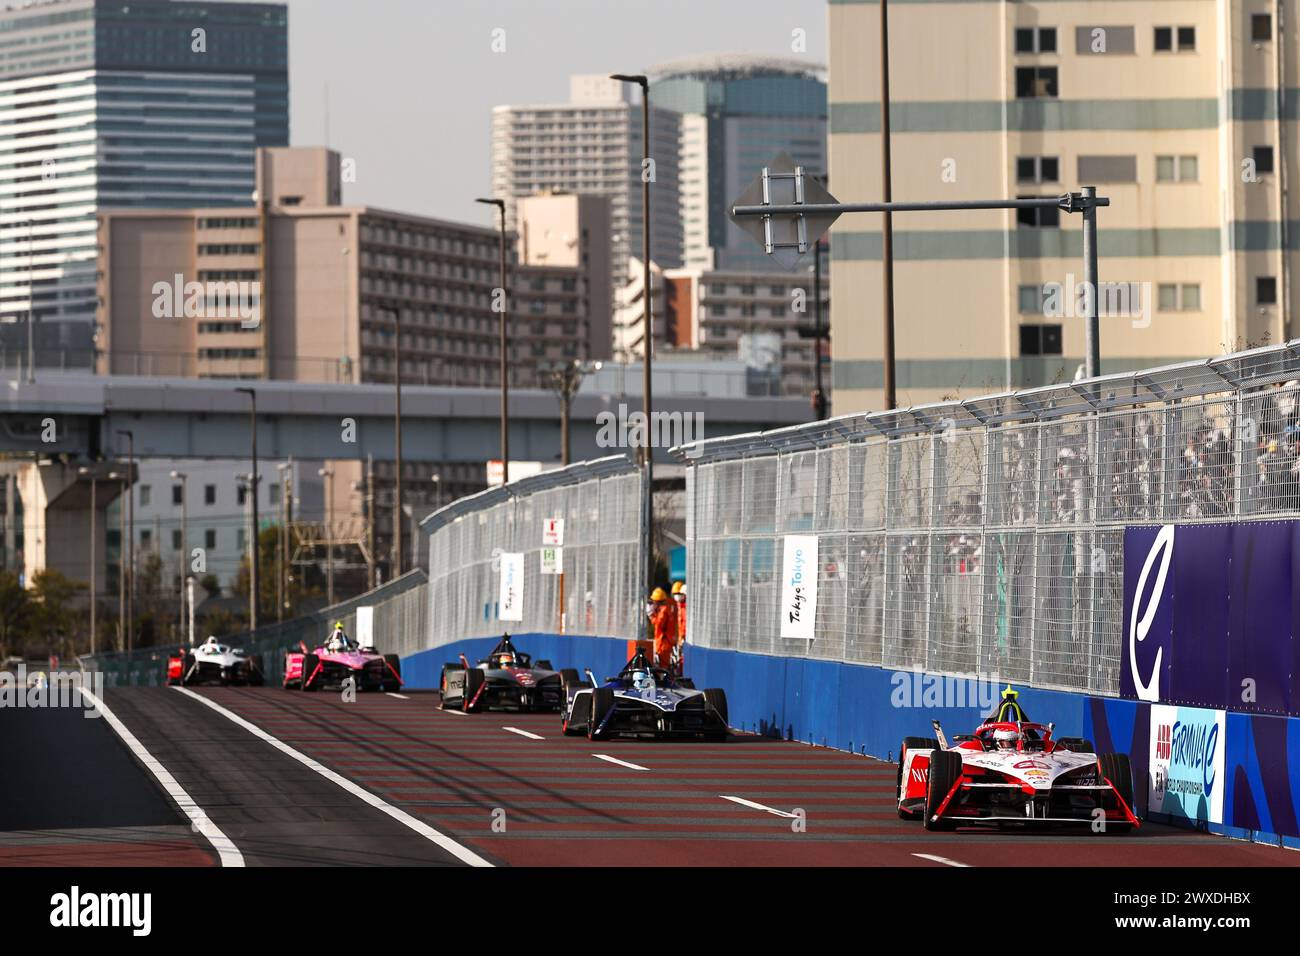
[681,341,1300,698]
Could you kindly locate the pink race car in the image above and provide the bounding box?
[282,630,402,692]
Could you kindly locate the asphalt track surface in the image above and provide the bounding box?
[5,686,1299,867]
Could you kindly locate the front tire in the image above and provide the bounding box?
[1098,752,1135,834]
[462,668,485,712]
[300,653,320,691]
[588,687,615,740]
[924,750,962,831]
[381,654,402,692]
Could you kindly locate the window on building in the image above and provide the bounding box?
[140,529,152,549]
[1253,145,1275,174]
[1156,155,1199,182]
[172,529,182,550]
[1158,283,1201,311]
[1016,156,1059,183]
[1018,285,1044,314]
[1015,27,1056,54]
[204,484,216,505]
[205,529,216,550]
[1016,196,1060,228]
[237,529,246,551]
[1015,66,1058,98]
[237,486,248,506]
[1019,324,1063,356]
[172,484,183,505]
[139,485,151,507]
[269,484,281,506]
[1257,276,1278,305]
[1155,26,1195,51]
[1252,14,1273,42]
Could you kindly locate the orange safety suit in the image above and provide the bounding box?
[652,601,678,670]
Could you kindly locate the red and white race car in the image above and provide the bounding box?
[282,631,402,692]
[897,719,1138,833]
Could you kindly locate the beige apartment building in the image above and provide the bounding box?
[828,0,1292,414]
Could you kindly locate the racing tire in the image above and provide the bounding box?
[1056,736,1094,754]
[439,664,462,709]
[381,654,402,692]
[536,659,553,671]
[178,653,196,687]
[563,692,591,736]
[248,654,265,687]
[1098,752,1136,834]
[559,668,585,690]
[703,688,729,730]
[300,653,320,692]
[587,687,615,740]
[924,749,962,831]
[897,736,941,820]
[462,667,485,712]
[676,677,695,689]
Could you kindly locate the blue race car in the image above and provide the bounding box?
[559,650,729,741]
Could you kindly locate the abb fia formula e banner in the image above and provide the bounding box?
[1148,704,1226,825]
[780,535,818,639]
[498,552,524,621]
[1122,522,1300,716]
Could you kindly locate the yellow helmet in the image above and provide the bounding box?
[671,581,685,595]
[650,587,668,602]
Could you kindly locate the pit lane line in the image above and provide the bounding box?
[80,687,243,867]
[912,853,972,867]
[172,686,493,867]
[503,727,545,740]
[592,754,651,771]
[720,795,800,819]
[384,692,410,700]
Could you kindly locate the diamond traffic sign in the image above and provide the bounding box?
[729,152,840,269]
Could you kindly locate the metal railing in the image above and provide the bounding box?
[677,339,1300,697]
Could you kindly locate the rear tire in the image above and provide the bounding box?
[536,659,553,671]
[676,677,695,689]
[588,687,615,740]
[1057,736,1095,753]
[462,667,485,712]
[1098,752,1135,834]
[703,688,728,730]
[300,653,320,692]
[924,750,962,831]
[179,654,196,687]
[897,736,940,820]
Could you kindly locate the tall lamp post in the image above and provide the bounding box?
[380,306,404,577]
[318,466,335,606]
[475,196,510,484]
[114,430,134,654]
[77,466,98,654]
[170,470,188,644]
[611,71,655,595]
[276,460,292,622]
[234,387,258,631]
[543,360,602,465]
[25,218,35,384]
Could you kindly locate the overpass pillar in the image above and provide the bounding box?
[16,461,125,599]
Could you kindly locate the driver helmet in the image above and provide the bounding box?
[498,653,515,668]
[631,669,653,692]
[993,728,1021,751]
[205,635,218,646]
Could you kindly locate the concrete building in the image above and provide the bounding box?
[491,74,684,309]
[828,1,1297,414]
[0,0,289,368]
[649,54,828,272]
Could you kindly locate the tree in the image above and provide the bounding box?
[233,525,307,622]
[28,569,85,658]
[0,570,31,661]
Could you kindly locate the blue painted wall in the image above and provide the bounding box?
[402,632,1300,849]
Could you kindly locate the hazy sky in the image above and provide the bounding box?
[281,0,827,225]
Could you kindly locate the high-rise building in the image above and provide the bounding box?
[491,74,684,308]
[649,54,828,272]
[0,0,289,367]
[828,1,1292,415]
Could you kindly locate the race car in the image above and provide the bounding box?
[282,629,402,692]
[167,637,265,687]
[559,651,729,741]
[439,635,564,712]
[896,718,1138,833]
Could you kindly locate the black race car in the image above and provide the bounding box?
[560,651,729,741]
[439,635,565,712]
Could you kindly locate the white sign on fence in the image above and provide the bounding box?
[543,517,565,547]
[499,551,524,621]
[355,606,374,647]
[779,534,818,640]
[540,546,563,575]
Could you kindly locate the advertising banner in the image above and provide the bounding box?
[355,606,373,647]
[779,535,818,640]
[1148,704,1225,825]
[499,552,524,621]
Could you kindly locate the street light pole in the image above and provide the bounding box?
[78,466,97,655]
[612,72,655,597]
[25,218,35,384]
[880,0,897,411]
[115,430,134,654]
[318,467,334,606]
[170,470,188,644]
[476,197,509,484]
[235,387,258,631]
[381,306,404,578]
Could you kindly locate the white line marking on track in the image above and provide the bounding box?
[912,853,971,868]
[172,687,492,867]
[503,726,544,740]
[384,692,409,699]
[719,794,799,819]
[593,753,650,772]
[80,687,243,867]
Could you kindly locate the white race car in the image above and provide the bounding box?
[897,719,1138,833]
[167,637,265,687]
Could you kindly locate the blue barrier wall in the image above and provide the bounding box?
[402,633,1300,850]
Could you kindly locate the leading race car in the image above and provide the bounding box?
[896,718,1138,833]
[560,651,729,741]
[282,627,402,692]
[167,636,265,687]
[439,635,564,712]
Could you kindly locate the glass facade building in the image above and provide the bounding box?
[0,0,288,364]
